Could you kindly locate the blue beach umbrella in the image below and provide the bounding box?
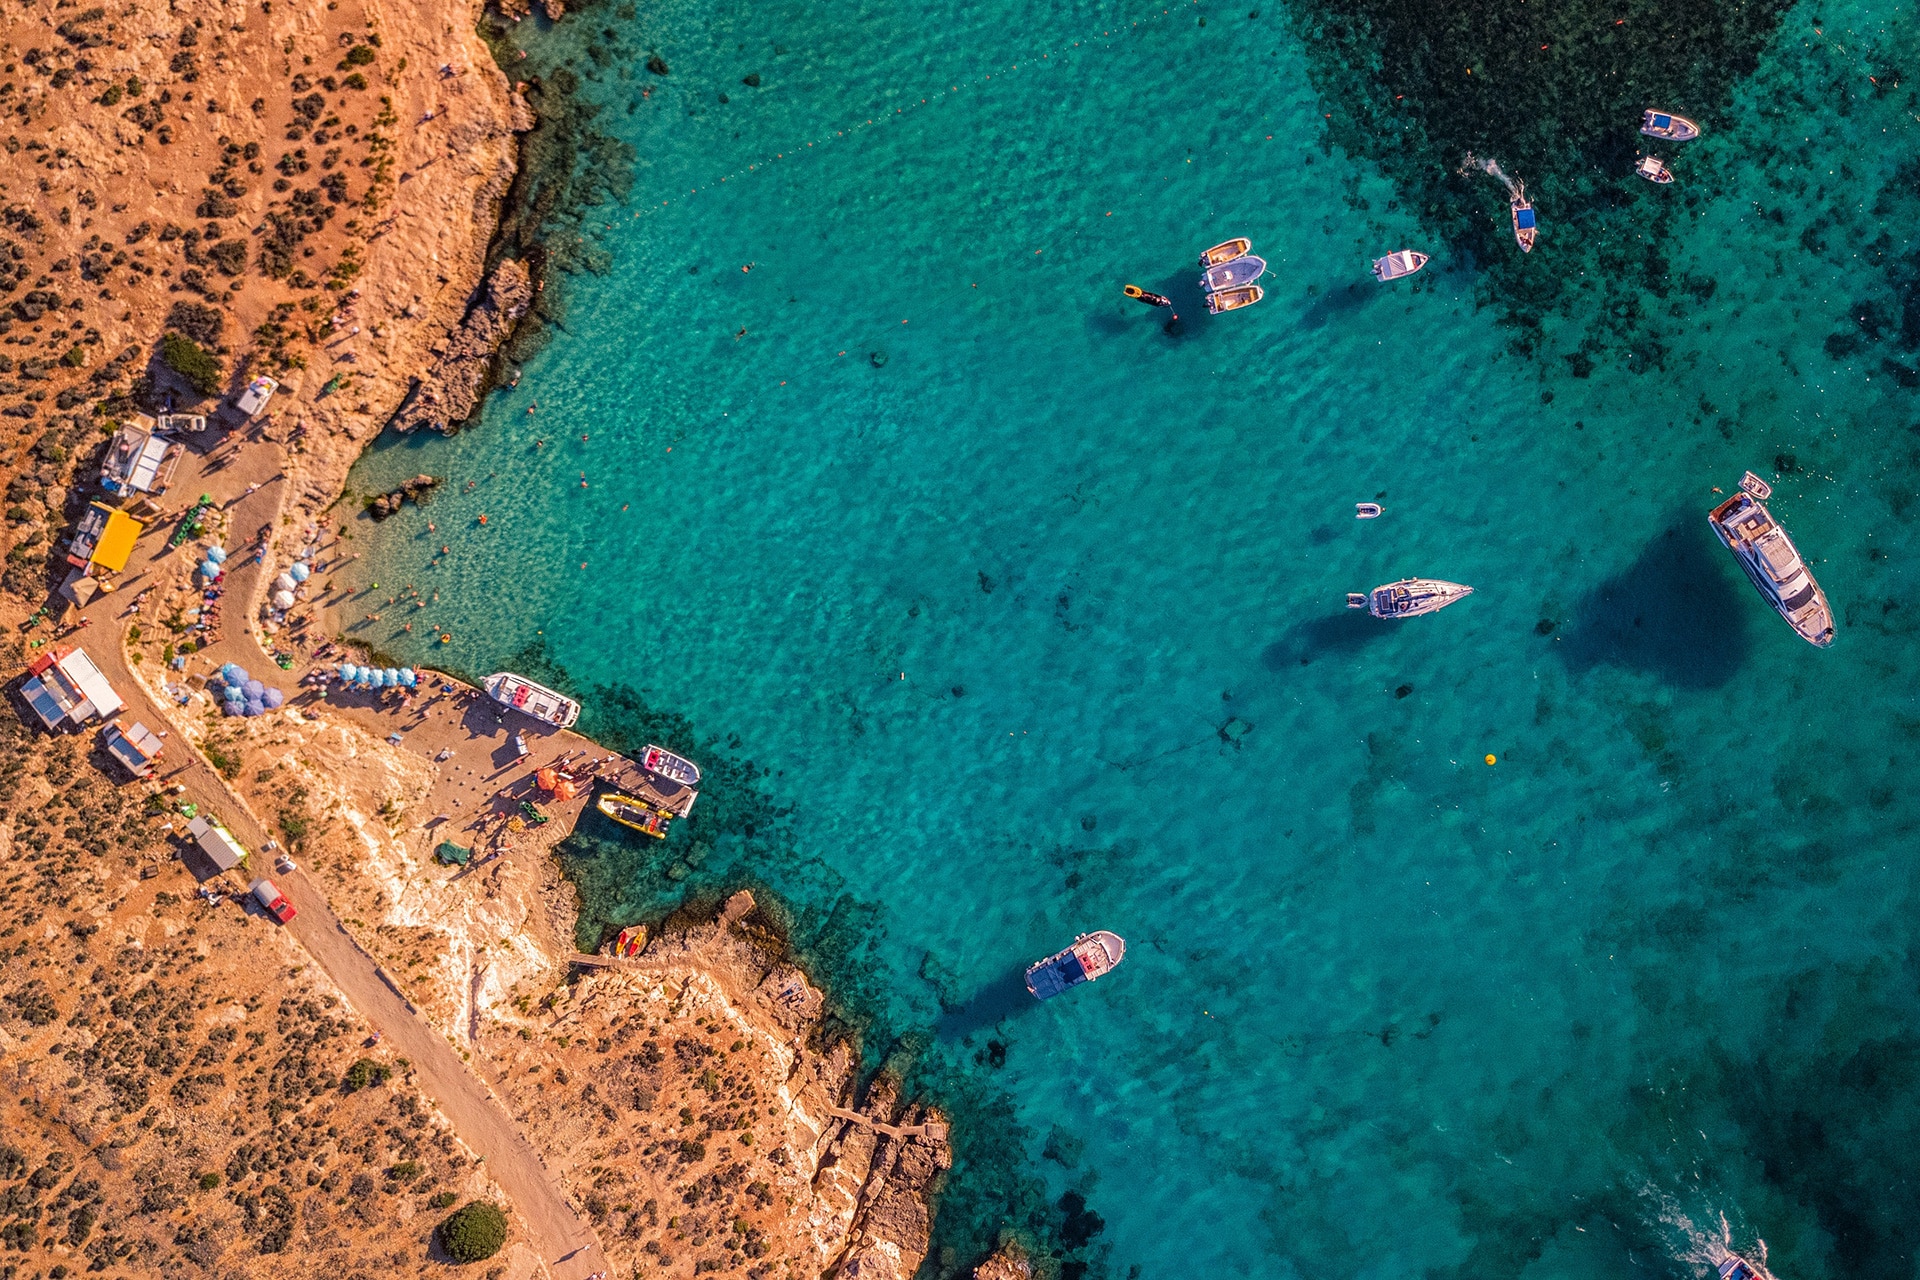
[229,666,250,685]
[206,547,227,564]
[244,679,265,698]
[289,563,310,583]
[223,701,242,716]
[263,688,285,709]
[223,685,245,703]
[200,560,220,580]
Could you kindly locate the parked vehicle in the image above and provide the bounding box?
[249,878,297,924]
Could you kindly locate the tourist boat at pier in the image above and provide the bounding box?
[1635,155,1675,184]
[1025,931,1126,1000]
[1717,1253,1764,1280]
[1201,253,1266,293]
[1205,284,1264,314]
[1641,110,1701,141]
[1371,249,1428,282]
[1347,579,1474,618]
[1198,237,1252,267]
[1511,194,1537,251]
[642,744,702,788]
[483,671,581,728]
[596,791,673,839]
[1708,471,1833,647]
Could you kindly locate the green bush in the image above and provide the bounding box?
[344,44,375,66]
[341,1058,391,1092]
[158,332,221,395]
[427,1190,456,1210]
[436,1202,507,1263]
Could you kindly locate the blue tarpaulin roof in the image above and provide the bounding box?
[1515,209,1537,229]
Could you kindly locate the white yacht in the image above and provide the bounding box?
[1708,471,1833,647]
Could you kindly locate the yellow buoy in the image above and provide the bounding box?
[1485,754,1497,765]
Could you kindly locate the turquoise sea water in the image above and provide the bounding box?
[347,1,1920,1277]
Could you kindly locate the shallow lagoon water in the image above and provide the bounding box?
[347,1,1920,1276]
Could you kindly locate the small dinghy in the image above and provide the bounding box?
[1355,502,1383,519]
[1205,284,1264,314]
[597,791,673,839]
[1635,155,1674,184]
[1202,254,1266,293]
[1123,283,1173,308]
[1510,195,1537,252]
[1371,249,1428,282]
[642,743,702,788]
[1641,110,1701,142]
[1198,237,1252,268]
[1347,579,1474,618]
[1026,930,1126,1000]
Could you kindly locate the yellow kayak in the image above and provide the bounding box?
[596,792,671,838]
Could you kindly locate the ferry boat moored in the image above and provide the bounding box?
[484,672,581,728]
[1709,471,1833,647]
[1025,931,1126,1000]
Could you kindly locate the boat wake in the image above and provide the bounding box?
[1637,1181,1777,1280]
[1460,151,1524,201]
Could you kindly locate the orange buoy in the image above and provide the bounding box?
[440,633,452,644]
[478,514,488,524]
[1484,754,1497,765]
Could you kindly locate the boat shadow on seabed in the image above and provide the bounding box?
[934,966,1042,1042]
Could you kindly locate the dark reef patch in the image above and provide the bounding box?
[1556,515,1750,688]
[1279,0,1792,364]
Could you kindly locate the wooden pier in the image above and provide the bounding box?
[828,1106,948,1143]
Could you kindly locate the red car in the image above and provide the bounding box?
[249,878,297,924]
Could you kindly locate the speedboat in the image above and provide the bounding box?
[1717,1254,1763,1280]
[1347,579,1473,618]
[1635,155,1674,184]
[1205,284,1264,314]
[483,672,580,728]
[1641,110,1701,141]
[643,743,701,788]
[1511,195,1537,251]
[1025,931,1126,1000]
[596,791,672,839]
[1372,249,1428,281]
[1708,471,1833,647]
[1201,254,1266,293]
[1198,237,1252,267]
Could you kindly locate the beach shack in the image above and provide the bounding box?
[20,645,123,730]
[186,815,248,872]
[65,502,145,574]
[102,719,165,778]
[98,414,184,497]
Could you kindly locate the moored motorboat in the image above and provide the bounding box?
[1372,249,1429,282]
[1347,579,1474,618]
[1198,237,1252,268]
[1205,284,1264,314]
[1717,1253,1764,1280]
[1641,110,1701,141]
[484,671,580,728]
[1511,194,1537,251]
[643,744,702,788]
[1708,471,1833,647]
[1202,254,1267,293]
[1025,930,1126,1000]
[597,790,673,839]
[1635,155,1674,184]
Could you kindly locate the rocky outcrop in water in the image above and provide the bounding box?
[369,473,440,520]
[388,257,532,435]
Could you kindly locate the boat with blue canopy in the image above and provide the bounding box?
[1025,930,1126,1000]
[1641,110,1701,141]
